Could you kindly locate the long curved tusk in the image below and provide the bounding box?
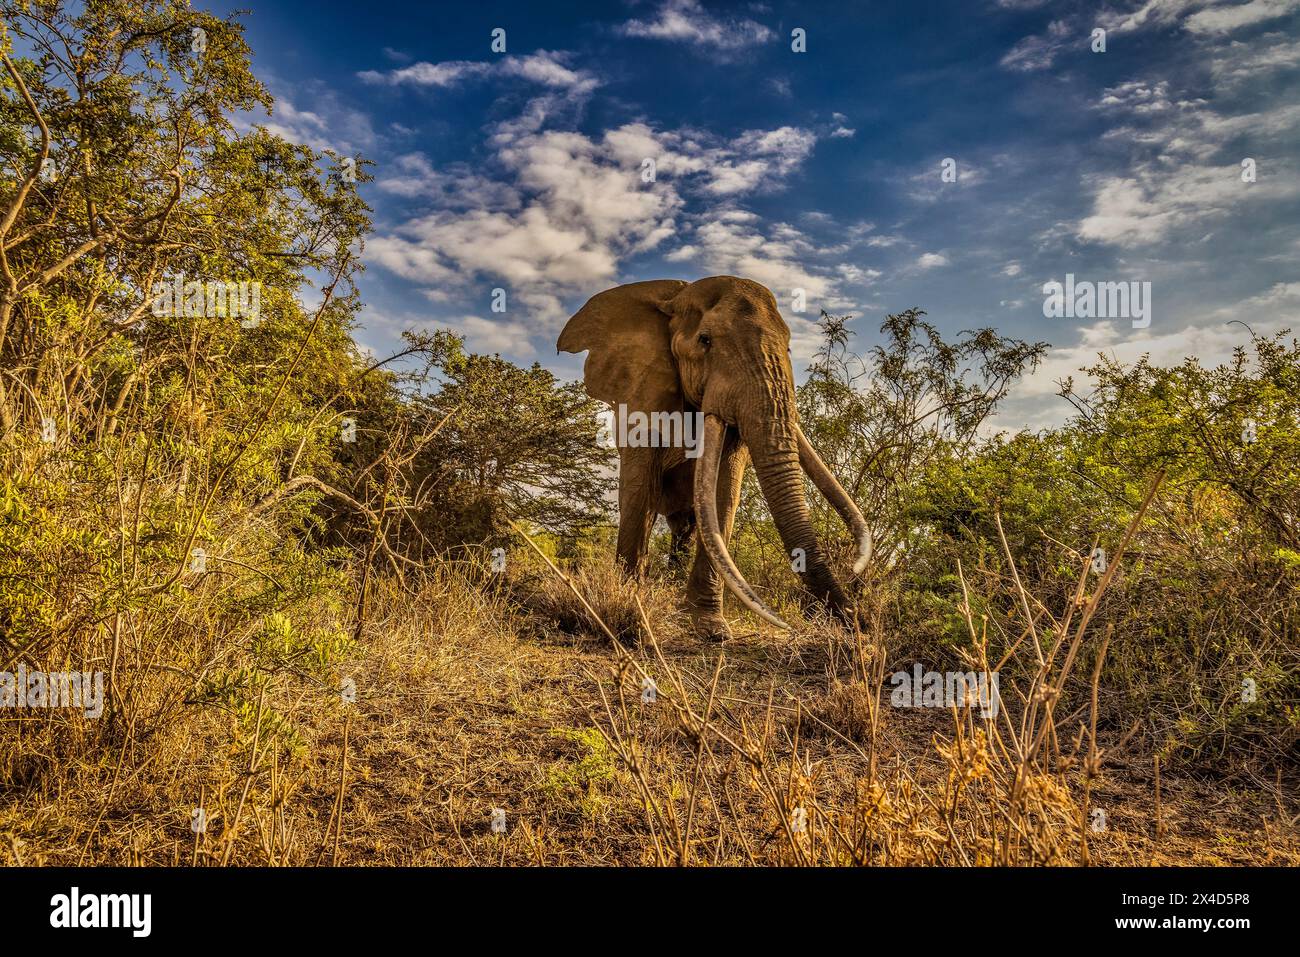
[695,414,790,630]
[795,424,873,575]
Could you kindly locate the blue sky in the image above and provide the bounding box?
[218,0,1299,428]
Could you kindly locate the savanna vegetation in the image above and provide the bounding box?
[1,1,1295,866]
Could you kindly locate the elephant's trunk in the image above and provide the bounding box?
[694,414,790,629]
[743,408,853,620]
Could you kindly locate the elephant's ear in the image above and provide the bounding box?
[557,279,688,412]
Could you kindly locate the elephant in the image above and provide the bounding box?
[558,275,872,641]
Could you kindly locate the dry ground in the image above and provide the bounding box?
[4,564,1296,866]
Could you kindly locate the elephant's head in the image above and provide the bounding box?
[558,276,872,630]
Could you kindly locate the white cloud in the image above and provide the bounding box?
[1101,0,1299,35]
[359,50,598,95]
[1005,0,1299,76]
[1096,80,1174,113]
[990,282,1300,431]
[1185,0,1300,34]
[865,234,907,248]
[1244,280,1300,306]
[375,153,522,207]
[1105,0,1207,34]
[999,0,1300,93]
[262,98,327,145]
[1210,32,1300,84]
[837,264,882,284]
[254,88,377,154]
[361,60,487,87]
[368,120,821,332]
[1000,20,1073,72]
[369,132,674,316]
[916,252,949,269]
[1075,100,1300,247]
[1001,290,1300,429]
[498,131,682,248]
[1076,175,1187,246]
[906,160,990,202]
[704,127,817,195]
[618,0,774,51]
[1079,30,1300,249]
[684,215,831,298]
[829,112,855,138]
[432,315,536,354]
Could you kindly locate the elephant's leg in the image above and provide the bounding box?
[659,457,696,572]
[686,429,748,640]
[665,509,696,571]
[616,445,659,577]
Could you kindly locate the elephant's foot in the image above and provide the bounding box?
[688,606,732,642]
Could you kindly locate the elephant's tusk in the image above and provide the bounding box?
[695,414,790,631]
[795,424,874,575]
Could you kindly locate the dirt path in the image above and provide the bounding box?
[297,598,1299,866]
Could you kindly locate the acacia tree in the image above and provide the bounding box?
[1061,332,1300,550]
[412,347,615,552]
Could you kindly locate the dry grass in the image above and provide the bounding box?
[3,532,1295,867]
[501,556,682,646]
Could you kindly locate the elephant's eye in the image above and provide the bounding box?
[697,333,712,349]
